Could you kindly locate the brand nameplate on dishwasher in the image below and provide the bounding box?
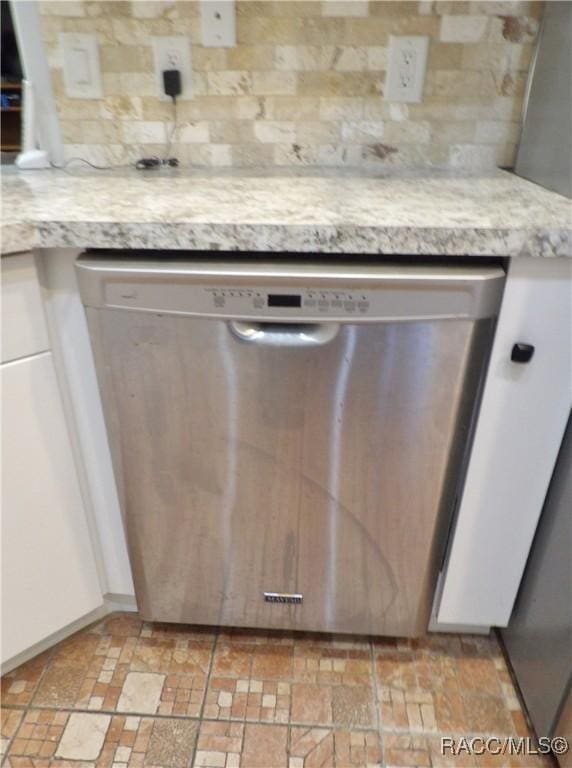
[264,592,303,604]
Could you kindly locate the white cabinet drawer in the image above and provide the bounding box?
[1,252,49,363]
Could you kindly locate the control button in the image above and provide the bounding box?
[331,299,342,309]
[318,300,329,310]
[358,301,370,313]
[344,300,356,312]
[304,299,316,307]
[253,297,264,309]
[214,296,225,308]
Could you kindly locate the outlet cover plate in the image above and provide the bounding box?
[200,0,236,47]
[385,35,429,103]
[151,36,193,101]
[60,33,103,99]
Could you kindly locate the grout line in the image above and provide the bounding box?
[369,638,385,767]
[187,625,220,768]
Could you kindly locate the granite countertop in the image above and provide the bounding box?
[2,166,571,258]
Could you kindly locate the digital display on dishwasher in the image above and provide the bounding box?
[267,294,302,308]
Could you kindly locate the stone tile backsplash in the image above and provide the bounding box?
[40,0,543,170]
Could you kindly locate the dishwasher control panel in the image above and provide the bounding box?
[204,287,372,316]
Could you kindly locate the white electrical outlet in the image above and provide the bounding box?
[385,36,429,103]
[200,0,236,47]
[60,33,102,99]
[151,37,193,101]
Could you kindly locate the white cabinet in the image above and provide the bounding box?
[437,257,572,628]
[1,252,49,363]
[1,253,103,669]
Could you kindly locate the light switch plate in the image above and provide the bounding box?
[151,37,193,101]
[385,35,429,103]
[60,33,102,99]
[200,0,236,47]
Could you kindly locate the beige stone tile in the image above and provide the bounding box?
[297,71,382,97]
[367,45,388,71]
[117,672,165,714]
[131,0,181,19]
[179,121,211,143]
[341,120,385,142]
[265,96,321,121]
[208,119,255,144]
[274,143,319,166]
[237,16,300,45]
[193,47,228,72]
[99,44,152,74]
[188,144,233,166]
[207,71,253,96]
[227,45,275,70]
[440,14,489,42]
[55,712,111,760]
[252,71,297,96]
[121,120,166,144]
[254,121,296,143]
[232,143,276,167]
[40,1,85,17]
[297,120,341,143]
[369,1,420,16]
[322,1,369,17]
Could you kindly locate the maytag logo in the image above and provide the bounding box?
[264,592,303,605]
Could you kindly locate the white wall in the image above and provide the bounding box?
[38,249,135,597]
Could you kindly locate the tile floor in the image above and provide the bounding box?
[0,613,552,768]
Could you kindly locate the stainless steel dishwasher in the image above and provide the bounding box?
[76,255,504,637]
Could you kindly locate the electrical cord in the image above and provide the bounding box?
[50,97,180,173]
[163,95,179,165]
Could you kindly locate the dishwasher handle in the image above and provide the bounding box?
[228,320,340,347]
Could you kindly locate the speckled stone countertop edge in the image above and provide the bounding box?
[2,167,571,258]
[1,220,570,259]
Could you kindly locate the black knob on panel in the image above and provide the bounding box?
[511,343,535,363]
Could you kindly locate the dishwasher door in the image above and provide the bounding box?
[77,256,504,637]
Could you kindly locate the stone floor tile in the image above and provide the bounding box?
[0,619,541,768]
[7,709,70,763]
[425,735,477,767]
[456,657,502,697]
[291,683,333,725]
[290,726,382,767]
[195,720,243,761]
[1,651,52,707]
[116,672,165,715]
[55,712,111,760]
[1,708,24,757]
[206,632,375,726]
[382,732,431,767]
[144,718,198,767]
[26,613,214,717]
[374,650,417,691]
[462,693,514,735]
[7,709,199,768]
[33,664,87,709]
[241,723,288,767]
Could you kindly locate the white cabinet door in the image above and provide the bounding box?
[1,352,103,665]
[1,253,50,364]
